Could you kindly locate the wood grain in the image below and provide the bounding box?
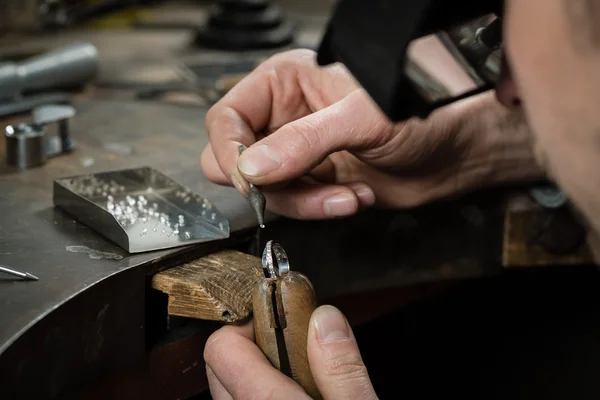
[252,279,280,368]
[253,272,321,399]
[279,272,320,400]
[151,250,263,323]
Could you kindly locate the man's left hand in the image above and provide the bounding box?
[204,305,379,399]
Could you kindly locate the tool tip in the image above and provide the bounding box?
[248,186,266,229]
[24,273,39,281]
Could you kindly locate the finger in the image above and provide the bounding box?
[262,181,374,220]
[294,177,376,212]
[308,305,378,400]
[205,50,316,194]
[204,321,311,400]
[310,151,454,209]
[346,182,377,211]
[200,142,376,211]
[205,105,257,194]
[236,88,389,186]
[201,143,251,196]
[200,143,231,186]
[206,365,233,400]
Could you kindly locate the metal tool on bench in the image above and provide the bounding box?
[0,41,98,117]
[0,265,39,281]
[238,144,266,228]
[53,167,230,253]
[253,240,321,399]
[5,104,76,169]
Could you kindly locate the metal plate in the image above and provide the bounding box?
[53,167,230,253]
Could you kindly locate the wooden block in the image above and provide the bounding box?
[502,193,594,267]
[151,250,263,323]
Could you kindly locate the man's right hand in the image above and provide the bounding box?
[201,49,543,220]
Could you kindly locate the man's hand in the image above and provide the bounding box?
[202,49,543,219]
[204,305,378,400]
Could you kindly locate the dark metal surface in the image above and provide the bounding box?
[0,266,146,400]
[5,105,77,170]
[5,123,47,168]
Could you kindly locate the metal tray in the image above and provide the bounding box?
[53,167,230,253]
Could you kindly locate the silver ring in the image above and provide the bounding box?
[261,240,290,279]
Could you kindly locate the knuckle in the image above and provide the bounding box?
[204,103,224,133]
[266,48,316,66]
[203,328,233,364]
[204,105,226,137]
[285,120,323,155]
[202,331,222,363]
[323,349,369,380]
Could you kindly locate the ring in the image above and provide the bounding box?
[261,240,290,278]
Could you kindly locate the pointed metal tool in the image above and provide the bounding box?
[238,145,266,228]
[0,265,38,281]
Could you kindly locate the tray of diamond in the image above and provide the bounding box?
[53,167,230,253]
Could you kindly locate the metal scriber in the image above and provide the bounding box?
[0,265,39,281]
[238,144,266,228]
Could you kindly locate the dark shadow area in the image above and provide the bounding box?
[355,265,600,399]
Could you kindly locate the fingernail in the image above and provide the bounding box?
[230,175,247,196]
[314,305,350,342]
[348,183,375,207]
[323,193,357,217]
[238,144,281,177]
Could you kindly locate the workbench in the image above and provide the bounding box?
[0,2,596,399]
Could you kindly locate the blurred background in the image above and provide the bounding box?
[0,0,336,112]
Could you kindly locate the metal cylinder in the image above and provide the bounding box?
[0,42,98,101]
[5,123,47,169]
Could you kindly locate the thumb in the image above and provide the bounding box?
[236,89,388,186]
[308,305,378,400]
